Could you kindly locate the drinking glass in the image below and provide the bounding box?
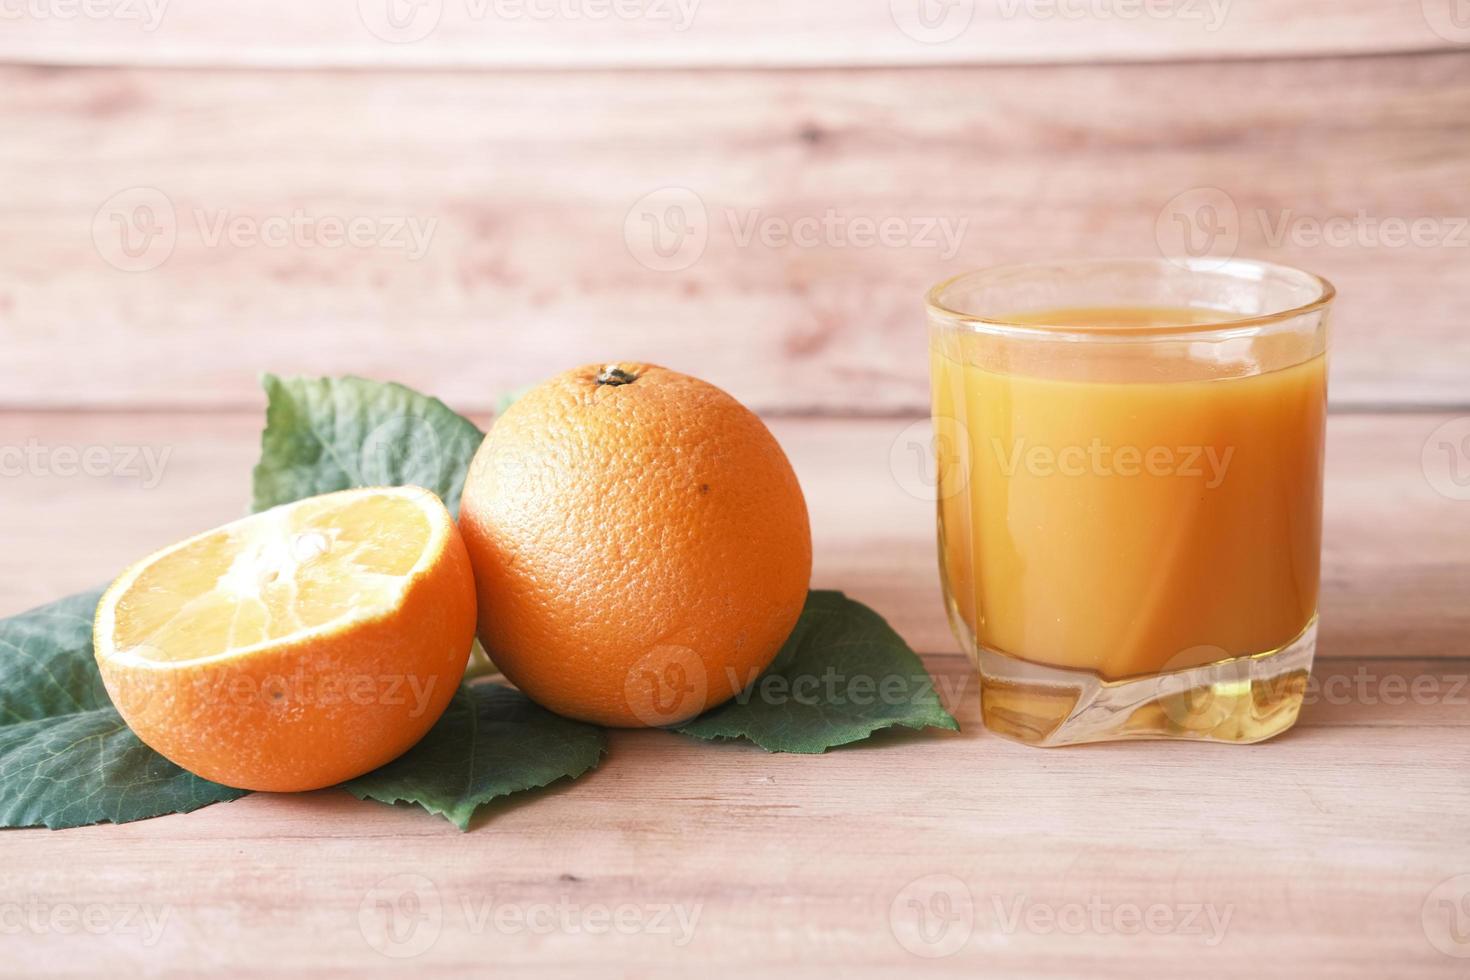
[927,257,1333,745]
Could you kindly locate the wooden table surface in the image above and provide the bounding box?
[4,4,1470,975]
[1,410,1466,977]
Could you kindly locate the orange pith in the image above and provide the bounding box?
[458,362,813,727]
[94,486,477,792]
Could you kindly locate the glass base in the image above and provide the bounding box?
[974,618,1316,746]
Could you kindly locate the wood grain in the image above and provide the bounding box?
[4,11,1467,974]
[0,411,1465,658]
[0,0,1454,70]
[0,657,1464,976]
[1,409,1466,976]
[3,54,1469,415]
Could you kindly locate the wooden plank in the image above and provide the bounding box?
[0,411,1465,659]
[1,55,1469,415]
[0,653,1464,976]
[0,0,1452,70]
[0,409,1465,976]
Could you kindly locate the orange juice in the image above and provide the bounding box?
[932,306,1327,682]
[927,261,1333,747]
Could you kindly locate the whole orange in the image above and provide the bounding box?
[458,363,812,727]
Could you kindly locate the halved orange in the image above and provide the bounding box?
[94,486,477,792]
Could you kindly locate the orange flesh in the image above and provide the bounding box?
[112,493,431,662]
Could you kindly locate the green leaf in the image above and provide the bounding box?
[676,591,959,753]
[344,683,606,830]
[0,591,248,830]
[252,374,500,688]
[252,374,485,515]
[5,376,955,833]
[493,385,532,417]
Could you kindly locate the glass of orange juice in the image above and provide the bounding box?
[928,258,1332,746]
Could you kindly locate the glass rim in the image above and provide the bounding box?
[926,257,1336,342]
